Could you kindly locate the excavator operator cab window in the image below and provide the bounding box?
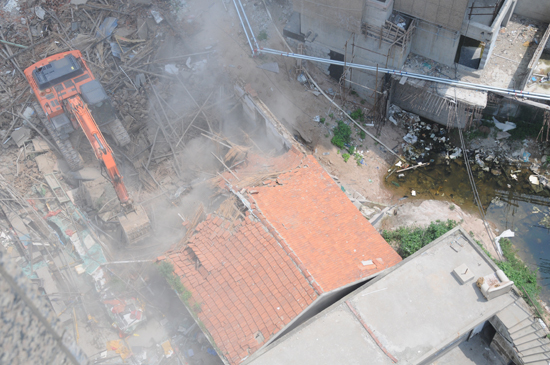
[81,80,118,126]
[32,55,84,90]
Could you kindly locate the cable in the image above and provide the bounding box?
[450,67,502,259]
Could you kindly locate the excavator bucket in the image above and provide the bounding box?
[118,205,151,245]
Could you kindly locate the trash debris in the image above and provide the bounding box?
[411,190,416,196]
[96,17,118,39]
[150,10,163,24]
[403,133,417,145]
[164,64,179,75]
[492,117,516,132]
[34,6,45,20]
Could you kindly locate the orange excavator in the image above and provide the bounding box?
[24,50,150,244]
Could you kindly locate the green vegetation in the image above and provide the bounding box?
[193,302,202,314]
[382,220,458,258]
[349,145,355,155]
[359,130,366,140]
[157,261,193,304]
[496,239,541,311]
[258,30,268,41]
[354,153,363,166]
[324,133,329,138]
[449,204,455,211]
[342,153,351,162]
[320,117,325,124]
[465,129,489,140]
[470,232,542,313]
[331,121,352,149]
[351,90,357,96]
[360,99,366,105]
[350,108,365,122]
[329,113,334,119]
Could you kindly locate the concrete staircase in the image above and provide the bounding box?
[495,302,550,365]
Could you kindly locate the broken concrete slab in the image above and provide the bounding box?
[34,152,58,174]
[496,131,511,140]
[11,127,31,147]
[32,137,51,153]
[257,62,279,73]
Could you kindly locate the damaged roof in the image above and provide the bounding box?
[164,151,401,364]
[249,155,402,292]
[167,214,318,364]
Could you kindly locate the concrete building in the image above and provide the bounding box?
[285,0,550,127]
[159,84,402,365]
[245,226,550,365]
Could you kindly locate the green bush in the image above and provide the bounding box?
[359,130,366,139]
[342,153,351,162]
[157,261,193,303]
[496,239,541,311]
[331,121,352,149]
[350,108,365,122]
[258,30,268,41]
[382,220,458,258]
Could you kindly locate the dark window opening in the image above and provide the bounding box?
[455,35,485,69]
[328,50,345,81]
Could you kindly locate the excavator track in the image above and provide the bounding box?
[108,118,131,147]
[33,102,84,171]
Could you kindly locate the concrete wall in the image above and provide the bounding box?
[514,0,550,23]
[394,0,469,31]
[460,0,517,69]
[363,0,394,28]
[410,20,460,66]
[292,0,363,34]
[299,13,411,103]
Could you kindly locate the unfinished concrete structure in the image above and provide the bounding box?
[159,85,402,365]
[285,0,550,127]
[246,226,550,365]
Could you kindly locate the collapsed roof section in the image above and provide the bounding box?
[167,213,318,364]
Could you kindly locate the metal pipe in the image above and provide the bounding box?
[259,48,550,101]
[231,0,254,54]
[236,0,259,52]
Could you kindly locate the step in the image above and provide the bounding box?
[498,302,532,330]
[510,318,537,334]
[515,331,548,346]
[524,361,550,365]
[512,323,544,341]
[520,343,550,357]
[517,339,550,352]
[522,352,550,364]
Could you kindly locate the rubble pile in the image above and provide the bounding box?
[391,104,550,195]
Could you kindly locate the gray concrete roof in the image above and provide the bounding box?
[246,227,517,365]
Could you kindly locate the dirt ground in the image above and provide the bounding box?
[379,200,500,258]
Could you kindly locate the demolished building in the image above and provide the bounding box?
[159,85,402,364]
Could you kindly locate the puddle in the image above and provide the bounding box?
[385,158,550,301]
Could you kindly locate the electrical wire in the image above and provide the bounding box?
[450,67,502,260]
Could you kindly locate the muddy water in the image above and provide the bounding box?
[385,158,550,300]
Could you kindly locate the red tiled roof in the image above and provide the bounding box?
[167,215,318,365]
[249,155,402,292]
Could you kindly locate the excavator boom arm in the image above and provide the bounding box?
[66,95,131,205]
